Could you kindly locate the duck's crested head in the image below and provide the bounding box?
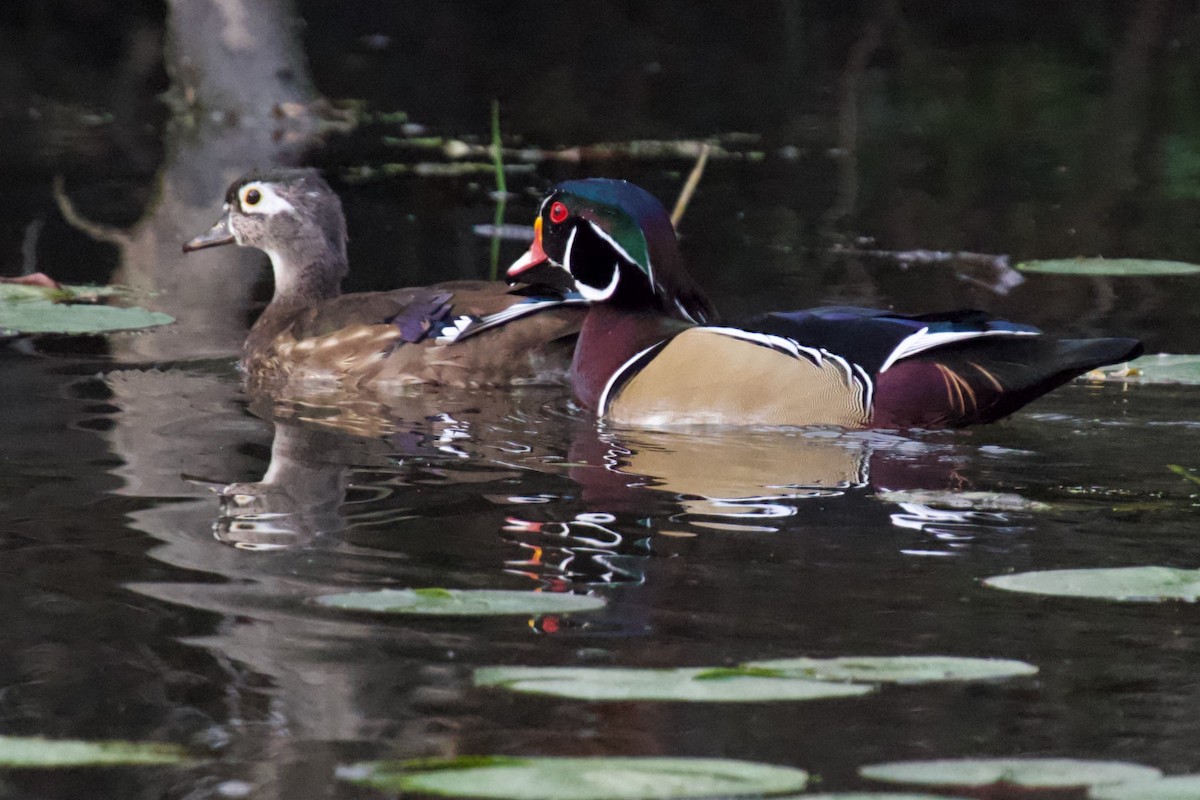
[508,178,716,324]
[183,167,348,296]
[184,168,344,255]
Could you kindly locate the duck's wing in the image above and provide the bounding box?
[431,283,589,345]
[743,307,1141,427]
[288,286,454,343]
[274,281,586,388]
[289,281,585,346]
[743,306,1043,375]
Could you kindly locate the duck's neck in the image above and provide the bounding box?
[570,303,687,411]
[244,247,346,360]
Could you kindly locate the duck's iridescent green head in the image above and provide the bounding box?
[508,179,716,324]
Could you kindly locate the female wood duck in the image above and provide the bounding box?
[183,169,629,389]
[508,179,1144,428]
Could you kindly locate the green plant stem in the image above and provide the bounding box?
[1168,464,1200,487]
[489,100,506,280]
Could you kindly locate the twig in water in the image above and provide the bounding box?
[829,245,1025,296]
[671,142,712,227]
[52,175,130,247]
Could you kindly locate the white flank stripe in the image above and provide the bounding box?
[878,328,1040,373]
[700,326,874,414]
[598,341,666,416]
[820,348,855,384]
[853,363,874,410]
[698,327,815,363]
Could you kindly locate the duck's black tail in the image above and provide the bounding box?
[872,336,1144,428]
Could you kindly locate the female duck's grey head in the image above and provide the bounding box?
[183,168,348,297]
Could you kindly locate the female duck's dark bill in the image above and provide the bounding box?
[182,212,236,253]
[508,216,549,277]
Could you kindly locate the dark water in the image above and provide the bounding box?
[4,4,1200,799]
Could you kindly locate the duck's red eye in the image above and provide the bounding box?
[548,201,569,224]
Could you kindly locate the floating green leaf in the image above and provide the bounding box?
[0,283,172,335]
[874,491,1050,511]
[0,282,122,302]
[0,735,191,767]
[786,795,973,800]
[744,656,1038,685]
[340,756,809,799]
[984,566,1200,602]
[859,758,1162,789]
[473,666,874,702]
[1016,258,1200,276]
[315,588,606,616]
[1090,775,1200,799]
[1094,354,1200,385]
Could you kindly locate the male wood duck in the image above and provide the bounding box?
[508,179,1144,428]
[183,168,618,389]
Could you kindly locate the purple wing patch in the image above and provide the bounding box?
[389,291,454,343]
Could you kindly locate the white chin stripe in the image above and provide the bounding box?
[564,223,621,301]
[239,182,296,217]
[578,264,620,301]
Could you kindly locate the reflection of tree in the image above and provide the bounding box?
[56,0,323,362]
[822,0,898,231]
[91,13,340,789]
[1074,0,1170,247]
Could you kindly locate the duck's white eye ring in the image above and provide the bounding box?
[238,183,296,216]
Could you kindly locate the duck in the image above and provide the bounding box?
[182,169,691,390]
[507,178,1144,428]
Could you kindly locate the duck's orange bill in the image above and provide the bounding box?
[507,216,548,277]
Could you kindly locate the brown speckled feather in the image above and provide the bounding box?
[245,281,583,391]
[183,170,587,396]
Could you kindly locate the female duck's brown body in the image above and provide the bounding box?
[183,168,589,391]
[240,278,582,390]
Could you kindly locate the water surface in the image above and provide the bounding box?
[3,5,1200,798]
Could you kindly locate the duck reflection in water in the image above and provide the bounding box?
[208,388,576,553]
[502,513,651,589]
[212,385,1036,569]
[566,425,1033,553]
[210,391,516,550]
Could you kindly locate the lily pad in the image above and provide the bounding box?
[1016,258,1200,276]
[314,588,606,616]
[339,755,810,799]
[1091,775,1200,799]
[0,284,172,335]
[789,795,972,800]
[874,491,1050,511]
[1091,354,1200,385]
[0,282,122,301]
[0,735,190,767]
[859,758,1162,789]
[473,666,875,702]
[744,656,1038,685]
[984,566,1200,602]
